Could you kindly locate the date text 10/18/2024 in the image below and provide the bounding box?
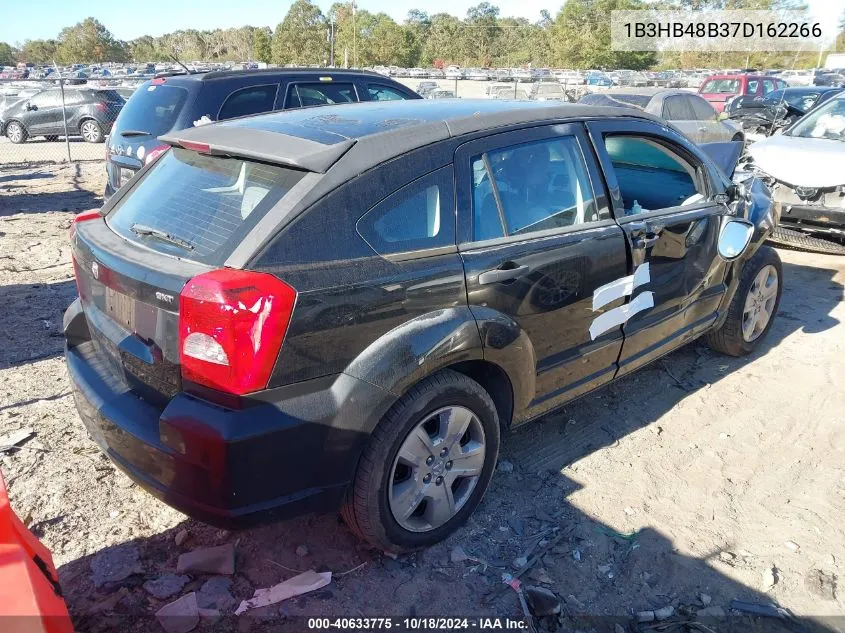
[307,618,530,630]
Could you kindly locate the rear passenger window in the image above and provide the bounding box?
[356,167,454,256]
[470,136,599,241]
[602,136,704,213]
[218,84,278,120]
[367,85,408,101]
[285,83,357,109]
[747,79,759,94]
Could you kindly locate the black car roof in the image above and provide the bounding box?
[162,67,385,83]
[161,99,660,173]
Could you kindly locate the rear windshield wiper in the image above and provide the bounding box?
[130,223,195,251]
[120,130,152,138]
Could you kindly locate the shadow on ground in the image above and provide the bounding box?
[0,280,76,370]
[0,162,102,215]
[47,258,843,632]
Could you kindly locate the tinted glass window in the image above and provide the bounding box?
[111,84,189,137]
[700,79,739,94]
[284,83,357,109]
[356,166,454,255]
[762,79,776,94]
[603,136,703,213]
[662,95,695,120]
[747,79,759,94]
[689,95,717,120]
[367,84,408,101]
[218,84,278,120]
[108,148,305,264]
[470,136,598,241]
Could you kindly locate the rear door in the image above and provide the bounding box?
[456,123,630,422]
[586,118,729,377]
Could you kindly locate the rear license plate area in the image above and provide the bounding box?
[105,287,135,331]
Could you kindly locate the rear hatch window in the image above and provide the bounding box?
[107,148,305,265]
[111,83,190,139]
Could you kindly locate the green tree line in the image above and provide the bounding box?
[2,0,842,71]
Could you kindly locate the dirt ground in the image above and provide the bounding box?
[1,163,843,633]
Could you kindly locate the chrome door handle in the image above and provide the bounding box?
[636,234,661,248]
[478,265,529,285]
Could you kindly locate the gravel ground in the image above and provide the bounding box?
[1,163,844,633]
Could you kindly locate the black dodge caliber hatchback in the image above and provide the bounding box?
[65,100,781,551]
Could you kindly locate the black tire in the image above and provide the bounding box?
[767,225,845,256]
[731,133,744,143]
[341,369,501,552]
[44,135,59,142]
[80,119,104,143]
[6,121,27,144]
[705,245,783,357]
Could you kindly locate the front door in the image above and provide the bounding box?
[586,119,730,377]
[25,91,61,136]
[456,123,630,423]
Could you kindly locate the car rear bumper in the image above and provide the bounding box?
[63,298,394,528]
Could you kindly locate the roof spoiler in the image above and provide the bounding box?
[700,141,744,179]
[159,126,356,173]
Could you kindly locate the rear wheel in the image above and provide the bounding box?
[6,121,27,144]
[705,246,782,356]
[80,120,103,143]
[767,225,845,256]
[341,370,500,552]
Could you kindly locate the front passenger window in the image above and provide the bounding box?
[603,135,704,213]
[470,136,599,241]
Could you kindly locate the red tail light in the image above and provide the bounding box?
[144,144,169,166]
[70,211,100,299]
[69,209,101,240]
[178,269,297,396]
[95,102,106,112]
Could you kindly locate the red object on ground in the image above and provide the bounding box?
[0,470,74,633]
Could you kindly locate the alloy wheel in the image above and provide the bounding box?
[388,406,486,532]
[7,123,22,143]
[81,121,100,143]
[742,264,778,342]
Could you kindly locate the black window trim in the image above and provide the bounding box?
[282,80,360,110]
[354,164,458,263]
[216,82,280,121]
[584,118,719,226]
[454,121,614,248]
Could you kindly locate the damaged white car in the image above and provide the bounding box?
[747,93,845,253]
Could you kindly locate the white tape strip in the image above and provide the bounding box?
[592,262,650,311]
[589,291,655,340]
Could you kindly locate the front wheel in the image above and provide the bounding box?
[341,370,500,552]
[705,245,782,356]
[80,120,103,143]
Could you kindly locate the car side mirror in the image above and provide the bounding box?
[26,102,36,111]
[718,218,754,261]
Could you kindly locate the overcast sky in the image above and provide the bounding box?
[2,0,840,44]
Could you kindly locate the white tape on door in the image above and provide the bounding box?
[589,291,655,340]
[592,262,650,311]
